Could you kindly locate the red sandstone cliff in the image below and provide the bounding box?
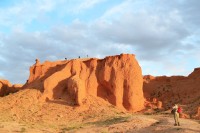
[23,54,144,112]
[143,68,200,119]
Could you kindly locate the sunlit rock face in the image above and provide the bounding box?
[24,54,144,112]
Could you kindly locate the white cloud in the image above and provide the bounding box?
[36,0,55,12]
[75,0,106,13]
[0,0,57,30]
[1,0,200,83]
[93,9,189,60]
[100,0,132,21]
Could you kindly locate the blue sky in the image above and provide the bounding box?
[0,0,200,84]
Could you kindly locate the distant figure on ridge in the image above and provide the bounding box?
[171,104,181,126]
[65,58,67,60]
[78,56,80,58]
[35,59,40,66]
[87,55,88,58]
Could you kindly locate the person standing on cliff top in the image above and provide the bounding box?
[35,58,40,66]
[172,104,180,126]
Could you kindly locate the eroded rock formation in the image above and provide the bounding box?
[0,80,22,96]
[23,54,144,112]
[143,68,200,118]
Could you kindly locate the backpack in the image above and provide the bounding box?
[177,107,182,113]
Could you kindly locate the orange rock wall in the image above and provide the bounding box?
[24,54,144,112]
[143,68,200,116]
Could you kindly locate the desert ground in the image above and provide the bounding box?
[0,89,199,133]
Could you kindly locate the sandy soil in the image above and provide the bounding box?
[0,89,199,133]
[0,113,199,133]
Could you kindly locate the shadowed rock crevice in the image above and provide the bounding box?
[0,80,22,96]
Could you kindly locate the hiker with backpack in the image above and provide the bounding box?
[172,104,181,126]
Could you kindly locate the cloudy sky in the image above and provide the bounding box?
[0,0,200,84]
